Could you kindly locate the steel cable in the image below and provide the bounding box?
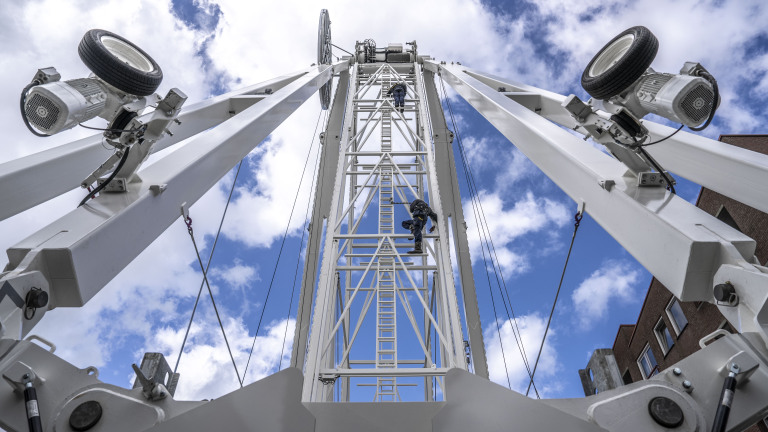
[174,160,244,374]
[279,113,324,371]
[525,212,583,396]
[242,108,326,381]
[439,75,541,397]
[183,215,243,387]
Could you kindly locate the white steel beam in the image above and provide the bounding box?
[0,69,315,222]
[1,62,340,338]
[428,61,761,305]
[420,67,488,378]
[302,60,468,403]
[448,66,768,214]
[291,69,350,369]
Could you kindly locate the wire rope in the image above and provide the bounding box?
[183,214,243,387]
[242,108,325,381]
[439,76,541,396]
[278,113,325,371]
[438,77,516,391]
[174,160,244,374]
[525,212,583,396]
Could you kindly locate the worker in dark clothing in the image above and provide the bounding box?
[401,198,437,254]
[387,82,407,113]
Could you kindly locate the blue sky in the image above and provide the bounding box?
[1,0,767,404]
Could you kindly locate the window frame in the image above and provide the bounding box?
[654,317,675,355]
[666,298,688,335]
[637,344,658,379]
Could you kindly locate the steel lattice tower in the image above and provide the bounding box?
[291,52,488,402]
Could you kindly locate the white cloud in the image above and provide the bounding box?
[31,178,229,368]
[211,260,259,289]
[1,0,766,407]
[464,190,570,275]
[143,317,294,400]
[531,0,768,134]
[570,260,641,329]
[484,313,560,396]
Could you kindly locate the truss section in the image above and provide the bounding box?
[301,62,467,402]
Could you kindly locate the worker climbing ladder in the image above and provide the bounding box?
[3,10,768,429]
[299,54,469,402]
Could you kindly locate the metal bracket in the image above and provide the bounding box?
[318,373,339,385]
[97,176,127,192]
[2,361,43,393]
[637,171,669,187]
[131,363,169,401]
[149,184,168,195]
[720,351,759,386]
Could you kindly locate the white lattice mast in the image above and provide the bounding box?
[297,45,474,402]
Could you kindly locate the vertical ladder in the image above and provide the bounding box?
[376,73,397,401]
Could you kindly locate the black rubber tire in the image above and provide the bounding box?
[581,26,658,100]
[78,29,163,96]
[106,109,137,139]
[611,111,642,138]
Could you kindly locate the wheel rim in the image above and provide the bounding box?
[100,35,154,72]
[317,10,331,65]
[588,34,635,77]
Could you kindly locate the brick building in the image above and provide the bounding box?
[579,135,768,427]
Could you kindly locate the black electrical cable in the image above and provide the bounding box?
[636,145,677,195]
[625,73,717,147]
[688,71,719,132]
[242,109,325,381]
[78,146,131,207]
[19,81,51,138]
[636,124,684,147]
[439,76,541,396]
[78,122,141,134]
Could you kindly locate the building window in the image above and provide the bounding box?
[637,344,658,379]
[654,318,675,355]
[622,369,633,385]
[666,299,688,335]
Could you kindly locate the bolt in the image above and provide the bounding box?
[682,380,692,389]
[673,368,682,376]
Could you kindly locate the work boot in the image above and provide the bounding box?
[407,241,423,254]
[408,228,414,240]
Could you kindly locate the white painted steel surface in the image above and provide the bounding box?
[427,61,764,306]
[1,62,339,336]
[445,66,768,215]
[2,38,768,430]
[0,70,311,222]
[300,62,467,403]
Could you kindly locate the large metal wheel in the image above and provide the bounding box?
[317,9,332,110]
[78,29,163,96]
[581,26,658,100]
